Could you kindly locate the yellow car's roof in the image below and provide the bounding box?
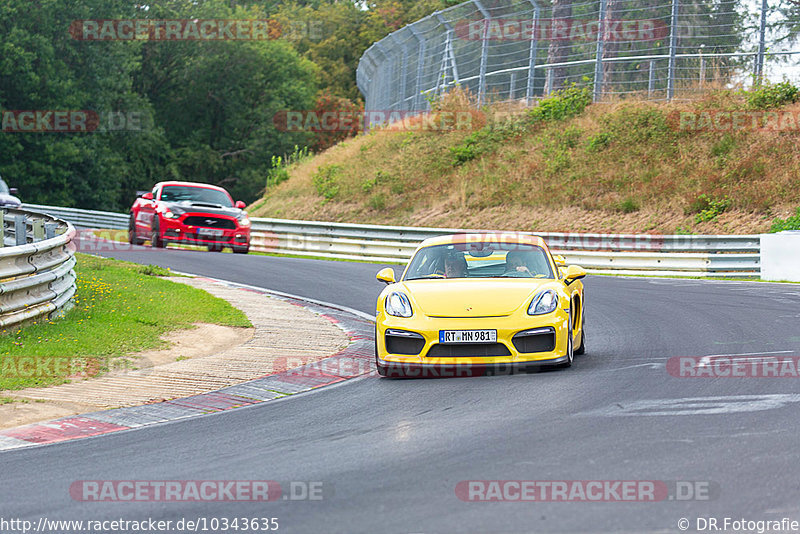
[419,233,549,249]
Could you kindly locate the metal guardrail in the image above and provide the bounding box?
[249,218,760,278]
[23,204,760,278]
[24,204,129,231]
[0,208,77,329]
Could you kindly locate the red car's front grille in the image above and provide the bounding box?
[182,216,237,229]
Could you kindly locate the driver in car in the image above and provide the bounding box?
[504,250,533,276]
[444,253,468,278]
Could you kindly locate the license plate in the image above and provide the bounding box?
[439,330,497,344]
[197,228,224,237]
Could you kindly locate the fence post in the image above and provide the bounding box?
[593,0,608,102]
[409,26,426,111]
[667,0,680,100]
[375,43,394,111]
[526,1,540,104]
[15,215,26,246]
[435,13,460,87]
[0,211,4,248]
[699,45,706,87]
[754,0,768,85]
[648,60,655,97]
[473,0,491,105]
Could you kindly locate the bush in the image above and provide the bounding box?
[604,106,671,143]
[693,194,731,223]
[770,207,800,232]
[449,86,592,166]
[369,193,386,211]
[587,131,613,152]
[527,85,593,124]
[746,81,800,110]
[266,146,310,189]
[449,127,506,166]
[711,134,736,158]
[617,197,639,213]
[266,156,290,188]
[312,164,341,200]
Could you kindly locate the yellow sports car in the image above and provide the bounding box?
[375,233,586,377]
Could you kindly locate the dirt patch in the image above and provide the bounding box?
[136,323,253,368]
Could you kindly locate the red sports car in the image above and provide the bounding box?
[129,181,251,253]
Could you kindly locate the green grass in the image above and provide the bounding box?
[0,254,251,392]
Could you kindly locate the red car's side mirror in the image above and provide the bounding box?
[235,201,246,209]
[142,192,154,200]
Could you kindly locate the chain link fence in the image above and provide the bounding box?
[356,0,800,115]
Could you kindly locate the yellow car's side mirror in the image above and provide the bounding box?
[563,265,587,285]
[376,267,396,284]
[553,255,566,266]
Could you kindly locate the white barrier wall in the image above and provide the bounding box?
[761,232,800,282]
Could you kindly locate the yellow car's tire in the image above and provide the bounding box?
[574,314,586,356]
[558,308,574,368]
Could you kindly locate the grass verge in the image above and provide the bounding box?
[251,84,800,235]
[0,253,251,391]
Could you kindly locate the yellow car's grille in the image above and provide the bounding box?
[426,343,511,358]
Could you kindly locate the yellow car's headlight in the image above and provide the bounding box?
[385,292,413,318]
[528,289,559,315]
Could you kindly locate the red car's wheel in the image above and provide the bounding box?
[128,217,144,246]
[151,220,165,248]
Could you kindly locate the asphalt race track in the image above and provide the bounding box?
[2,241,800,533]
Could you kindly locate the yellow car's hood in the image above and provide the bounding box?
[401,279,550,317]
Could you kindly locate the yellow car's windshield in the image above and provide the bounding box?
[404,243,554,280]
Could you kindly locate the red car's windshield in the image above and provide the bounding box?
[159,186,232,207]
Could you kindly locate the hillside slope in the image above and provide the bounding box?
[250,87,800,234]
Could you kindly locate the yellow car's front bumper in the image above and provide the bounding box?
[376,309,572,376]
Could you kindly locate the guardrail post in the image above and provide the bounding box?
[15,215,27,246]
[33,219,45,242]
[45,222,58,240]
